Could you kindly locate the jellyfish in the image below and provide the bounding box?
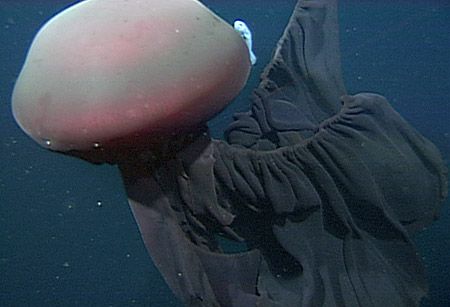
[11,0,448,306]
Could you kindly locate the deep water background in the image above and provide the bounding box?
[1,0,449,306]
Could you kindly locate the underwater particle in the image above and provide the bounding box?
[96,201,102,207]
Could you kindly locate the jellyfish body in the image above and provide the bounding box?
[12,0,251,153]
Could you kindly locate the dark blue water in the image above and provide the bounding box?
[1,1,449,306]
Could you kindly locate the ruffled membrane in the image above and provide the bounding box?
[210,92,447,306]
[120,0,448,305]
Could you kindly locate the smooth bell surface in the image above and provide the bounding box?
[12,0,251,152]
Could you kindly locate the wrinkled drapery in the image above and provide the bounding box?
[119,0,448,306]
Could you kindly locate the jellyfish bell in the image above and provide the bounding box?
[12,0,251,159]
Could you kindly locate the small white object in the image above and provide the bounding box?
[234,19,257,65]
